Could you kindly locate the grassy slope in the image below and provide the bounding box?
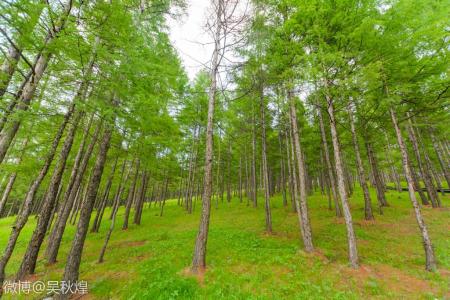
[0,187,448,299]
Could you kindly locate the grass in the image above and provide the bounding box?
[0,187,448,299]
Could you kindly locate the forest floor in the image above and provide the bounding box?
[0,187,449,299]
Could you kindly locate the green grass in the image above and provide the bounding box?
[0,187,449,299]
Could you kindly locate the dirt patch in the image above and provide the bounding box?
[341,263,436,295]
[179,266,206,286]
[355,219,377,227]
[116,239,147,247]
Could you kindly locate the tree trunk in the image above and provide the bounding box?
[260,89,272,233]
[16,108,83,280]
[97,157,130,264]
[407,115,439,207]
[278,132,287,207]
[429,128,450,188]
[45,118,102,264]
[348,105,374,220]
[325,94,359,268]
[318,107,342,217]
[288,91,314,251]
[365,140,388,210]
[123,159,140,230]
[0,45,21,99]
[389,108,436,271]
[384,133,402,192]
[135,171,149,224]
[191,0,222,273]
[58,124,114,298]
[91,156,118,232]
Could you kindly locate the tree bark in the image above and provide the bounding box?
[260,89,272,233]
[91,156,118,232]
[365,141,388,208]
[318,107,342,217]
[325,94,358,268]
[16,108,83,280]
[407,115,439,207]
[191,0,222,273]
[58,124,114,298]
[135,171,149,223]
[348,105,374,220]
[45,118,102,264]
[288,91,314,251]
[123,159,140,230]
[389,108,436,271]
[429,128,450,188]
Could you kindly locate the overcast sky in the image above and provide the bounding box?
[167,0,214,80]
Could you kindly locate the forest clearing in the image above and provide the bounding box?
[0,0,449,299]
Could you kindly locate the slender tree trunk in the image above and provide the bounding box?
[260,89,272,233]
[318,107,342,217]
[45,118,102,264]
[429,128,450,188]
[278,132,287,207]
[123,159,140,230]
[159,176,169,217]
[384,133,402,192]
[135,171,149,224]
[325,94,359,268]
[389,108,436,271]
[285,131,296,212]
[0,173,17,217]
[239,156,243,203]
[57,124,114,299]
[365,141,388,209]
[92,156,118,232]
[348,105,374,220]
[407,115,439,207]
[288,91,314,251]
[0,45,21,99]
[251,106,258,208]
[226,140,232,202]
[191,0,222,273]
[16,108,83,280]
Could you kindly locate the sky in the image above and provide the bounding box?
[167,0,214,80]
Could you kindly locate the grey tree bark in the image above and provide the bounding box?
[260,88,272,233]
[191,0,222,273]
[318,107,342,217]
[288,91,314,251]
[57,124,114,299]
[45,118,102,264]
[348,104,374,220]
[325,93,359,268]
[390,108,436,271]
